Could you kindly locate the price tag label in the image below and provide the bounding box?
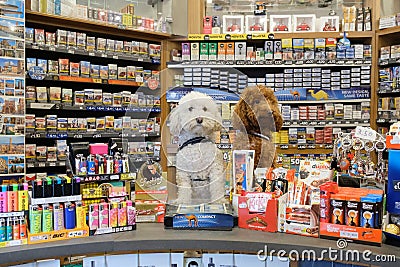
[113,55,119,59]
[354,126,376,141]
[89,52,95,56]
[73,134,83,139]
[68,49,75,54]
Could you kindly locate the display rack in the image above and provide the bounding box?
[24,12,167,175]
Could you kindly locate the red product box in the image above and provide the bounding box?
[203,16,213,34]
[238,193,278,232]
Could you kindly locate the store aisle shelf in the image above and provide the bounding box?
[27,103,161,113]
[26,11,171,42]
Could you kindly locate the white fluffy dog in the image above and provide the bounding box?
[169,91,225,205]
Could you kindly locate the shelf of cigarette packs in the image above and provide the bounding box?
[0,182,29,248]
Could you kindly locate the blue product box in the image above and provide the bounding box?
[388,150,400,214]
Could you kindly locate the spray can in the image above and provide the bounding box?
[29,205,42,234]
[0,218,6,241]
[64,202,76,229]
[19,216,27,239]
[126,200,136,226]
[87,155,96,175]
[6,217,12,240]
[109,202,118,228]
[53,203,64,231]
[12,217,20,240]
[75,201,86,228]
[42,204,53,232]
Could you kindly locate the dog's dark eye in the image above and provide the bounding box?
[254,100,260,104]
[203,107,207,111]
[188,107,193,112]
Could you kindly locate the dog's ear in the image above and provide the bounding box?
[272,105,283,131]
[168,106,181,136]
[232,98,249,130]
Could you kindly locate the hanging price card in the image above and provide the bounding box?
[354,126,376,141]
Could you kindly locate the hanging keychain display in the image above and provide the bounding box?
[332,127,386,190]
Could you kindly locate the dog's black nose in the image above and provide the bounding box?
[196,117,203,124]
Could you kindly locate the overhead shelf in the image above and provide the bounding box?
[26,11,170,42]
[377,26,400,36]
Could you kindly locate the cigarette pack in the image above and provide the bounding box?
[100,66,109,79]
[106,39,115,53]
[47,147,57,162]
[36,87,48,102]
[80,61,90,77]
[35,117,46,131]
[67,31,77,47]
[76,32,87,49]
[56,29,67,46]
[25,28,34,43]
[118,67,127,80]
[135,67,143,83]
[123,41,132,54]
[49,87,61,102]
[57,117,67,132]
[113,93,122,107]
[90,64,100,78]
[70,62,80,77]
[132,41,140,54]
[191,42,200,61]
[97,38,106,52]
[115,40,124,53]
[127,66,136,81]
[68,118,78,131]
[108,64,118,80]
[62,88,73,105]
[45,32,56,46]
[59,59,70,75]
[84,89,94,104]
[34,29,45,45]
[26,58,36,71]
[26,86,36,102]
[87,117,96,131]
[25,114,36,130]
[56,140,68,160]
[96,118,105,131]
[78,118,87,131]
[37,59,48,73]
[48,60,59,74]
[26,144,36,160]
[36,146,47,161]
[103,93,112,106]
[46,115,56,131]
[139,42,148,55]
[74,91,85,106]
[87,36,96,51]
[93,89,103,105]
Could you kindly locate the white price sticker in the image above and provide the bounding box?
[340,231,358,239]
[354,126,376,141]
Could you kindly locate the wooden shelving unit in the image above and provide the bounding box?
[25,12,169,173]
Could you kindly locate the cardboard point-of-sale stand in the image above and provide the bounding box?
[320,222,382,246]
[238,194,278,232]
[27,226,89,245]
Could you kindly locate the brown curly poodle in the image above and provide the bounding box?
[232,85,283,169]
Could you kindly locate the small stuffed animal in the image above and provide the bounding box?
[232,85,283,169]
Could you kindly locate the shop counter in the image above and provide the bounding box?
[0,224,399,266]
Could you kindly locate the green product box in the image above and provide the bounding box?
[208,42,217,61]
[200,42,209,61]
